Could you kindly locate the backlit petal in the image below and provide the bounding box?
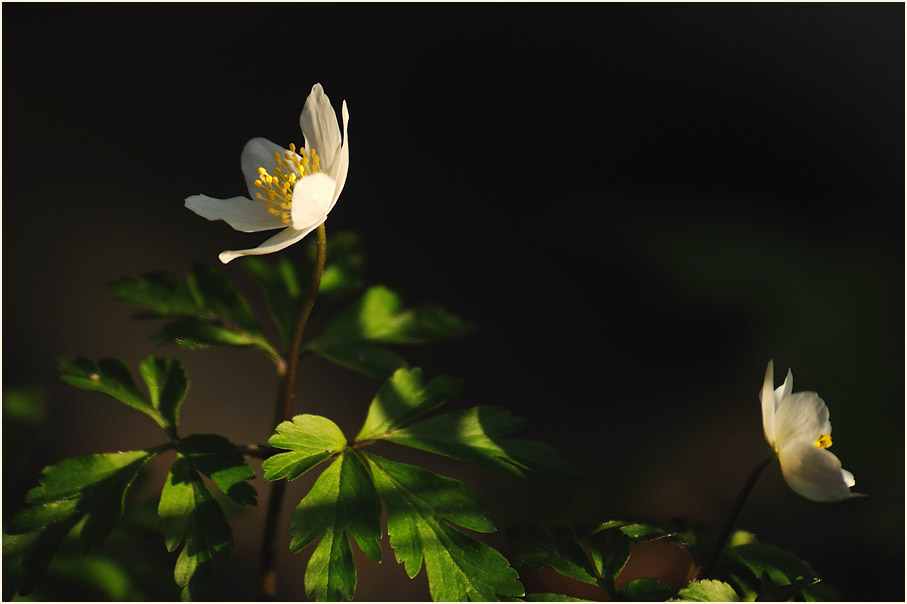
[241,137,295,198]
[775,368,793,406]
[761,361,777,446]
[774,391,829,445]
[290,172,336,230]
[326,100,350,212]
[300,84,341,174]
[185,194,285,232]
[778,440,856,502]
[218,224,319,264]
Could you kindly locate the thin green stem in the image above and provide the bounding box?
[699,455,773,580]
[258,223,327,600]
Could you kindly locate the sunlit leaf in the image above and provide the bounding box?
[288,451,382,601]
[138,355,188,435]
[262,415,347,482]
[58,357,162,428]
[672,579,741,602]
[365,453,523,601]
[618,578,672,601]
[4,450,156,599]
[356,368,463,442]
[308,285,473,378]
[158,455,234,601]
[731,542,838,601]
[383,405,580,478]
[177,434,257,506]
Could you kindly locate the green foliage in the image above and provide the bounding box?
[58,355,189,436]
[727,542,837,601]
[355,367,464,441]
[261,414,347,482]
[4,450,157,599]
[177,435,258,506]
[618,578,673,601]
[672,579,741,602]
[308,285,474,378]
[108,265,278,360]
[243,230,365,343]
[3,387,46,480]
[365,453,524,601]
[383,404,580,478]
[287,451,382,601]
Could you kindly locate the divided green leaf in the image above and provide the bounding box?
[108,266,278,360]
[287,451,382,601]
[673,579,741,601]
[356,367,464,442]
[618,577,673,601]
[308,285,473,378]
[158,455,235,601]
[4,450,157,599]
[177,434,258,506]
[243,230,364,343]
[382,405,580,478]
[365,453,523,601]
[262,415,347,482]
[59,355,189,435]
[730,542,837,601]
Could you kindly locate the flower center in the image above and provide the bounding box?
[814,434,832,449]
[254,143,323,225]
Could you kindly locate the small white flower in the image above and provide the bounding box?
[761,360,859,502]
[185,84,349,264]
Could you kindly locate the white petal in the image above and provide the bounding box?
[241,137,297,198]
[290,172,335,230]
[300,84,341,173]
[774,391,829,445]
[761,360,777,446]
[218,223,319,264]
[326,100,350,213]
[185,194,285,232]
[774,368,793,406]
[778,440,856,501]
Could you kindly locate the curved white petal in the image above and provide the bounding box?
[775,391,829,445]
[290,172,336,230]
[778,440,856,502]
[326,100,350,213]
[300,84,341,173]
[240,137,297,198]
[774,368,793,405]
[761,361,777,446]
[185,194,285,232]
[218,223,320,264]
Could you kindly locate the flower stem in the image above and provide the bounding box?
[699,455,773,580]
[258,223,327,600]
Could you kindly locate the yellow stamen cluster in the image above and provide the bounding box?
[254,143,323,225]
[814,434,833,449]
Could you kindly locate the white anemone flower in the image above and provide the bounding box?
[185,84,349,264]
[761,360,859,502]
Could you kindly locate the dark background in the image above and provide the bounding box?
[3,3,903,601]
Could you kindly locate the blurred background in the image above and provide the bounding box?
[3,3,903,601]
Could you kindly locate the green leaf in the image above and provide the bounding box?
[356,368,464,442]
[309,285,473,378]
[109,267,279,360]
[384,405,580,478]
[138,355,188,435]
[672,579,742,602]
[524,594,593,602]
[4,450,156,599]
[107,271,204,318]
[755,571,820,602]
[309,340,410,379]
[618,578,673,601]
[288,451,382,601]
[585,528,630,597]
[243,230,365,343]
[177,434,257,506]
[262,415,347,482]
[731,542,838,601]
[365,453,523,601]
[58,357,164,428]
[158,455,234,601]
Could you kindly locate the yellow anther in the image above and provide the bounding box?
[815,434,832,449]
[258,167,267,175]
[288,142,296,152]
